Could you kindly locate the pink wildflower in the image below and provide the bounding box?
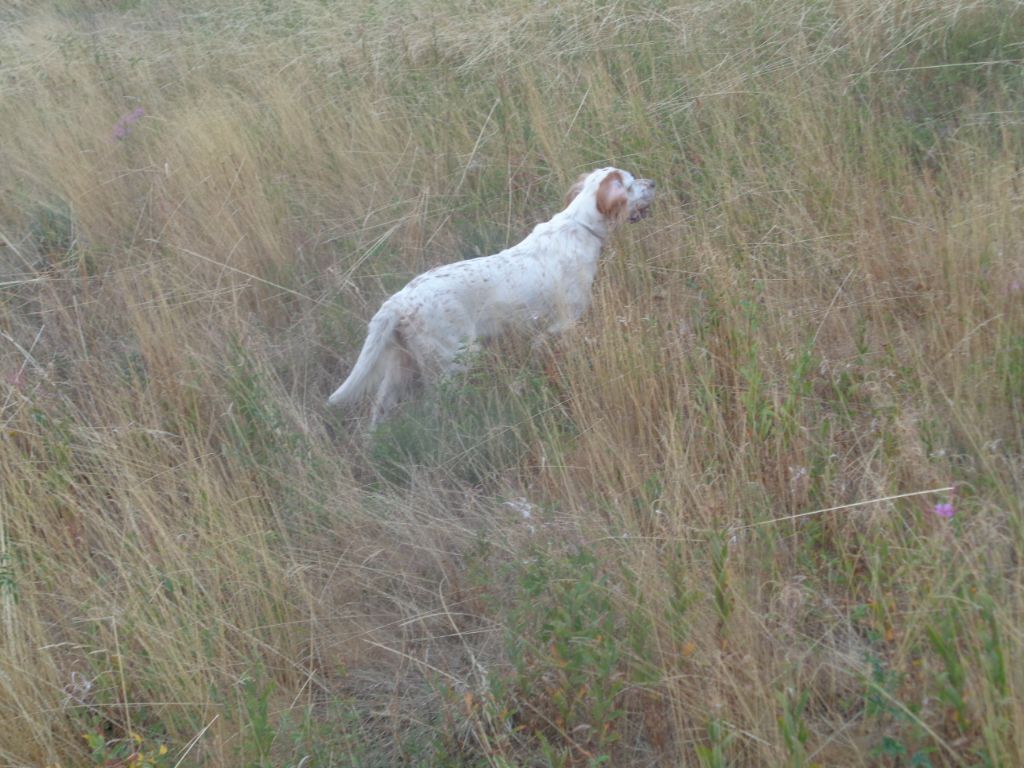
[933,502,955,519]
[112,106,145,141]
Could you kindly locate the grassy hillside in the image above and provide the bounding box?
[1,0,1022,765]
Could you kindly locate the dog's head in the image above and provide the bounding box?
[564,167,656,230]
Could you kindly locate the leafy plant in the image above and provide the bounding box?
[499,548,643,761]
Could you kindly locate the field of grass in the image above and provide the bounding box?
[1,0,1022,765]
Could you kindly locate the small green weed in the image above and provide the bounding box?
[696,718,737,768]
[27,199,78,267]
[239,675,276,768]
[499,547,642,761]
[778,687,810,768]
[81,730,172,768]
[863,652,936,767]
[709,533,732,624]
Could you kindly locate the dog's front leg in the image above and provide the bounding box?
[541,312,582,339]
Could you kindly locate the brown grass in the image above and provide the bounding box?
[2,0,1022,765]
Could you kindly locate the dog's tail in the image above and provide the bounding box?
[327,304,401,408]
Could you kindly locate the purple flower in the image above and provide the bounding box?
[112,106,145,141]
[933,502,955,519]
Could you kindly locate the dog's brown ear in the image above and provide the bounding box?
[596,170,627,221]
[564,173,588,208]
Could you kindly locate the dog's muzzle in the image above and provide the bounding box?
[629,179,656,223]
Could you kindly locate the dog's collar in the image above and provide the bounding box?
[576,222,606,242]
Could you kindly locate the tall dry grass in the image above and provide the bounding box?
[1,0,1022,765]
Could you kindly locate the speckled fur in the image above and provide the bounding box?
[328,167,655,426]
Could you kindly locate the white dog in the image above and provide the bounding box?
[328,167,656,425]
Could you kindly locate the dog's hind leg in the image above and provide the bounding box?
[369,367,402,427]
[368,329,419,428]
